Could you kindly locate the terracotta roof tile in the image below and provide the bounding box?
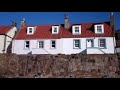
[15,22,114,39]
[0,26,13,35]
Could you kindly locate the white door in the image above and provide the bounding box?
[87,39,94,48]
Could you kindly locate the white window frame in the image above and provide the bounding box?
[52,26,59,34]
[27,27,34,34]
[73,39,80,49]
[25,41,30,49]
[72,25,81,35]
[94,24,104,34]
[98,39,106,48]
[37,41,44,48]
[50,40,56,49]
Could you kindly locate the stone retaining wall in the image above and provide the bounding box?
[0,54,119,78]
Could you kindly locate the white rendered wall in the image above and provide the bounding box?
[12,37,115,54]
[0,35,5,53]
[12,39,63,54]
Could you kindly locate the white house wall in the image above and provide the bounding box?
[12,37,115,54]
[62,37,115,54]
[62,38,86,54]
[12,39,63,54]
[0,35,5,53]
[5,27,17,53]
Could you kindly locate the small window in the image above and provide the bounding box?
[38,41,44,48]
[25,41,30,49]
[95,24,104,34]
[73,40,80,48]
[51,40,56,48]
[54,27,57,33]
[72,25,81,35]
[27,27,34,34]
[52,26,59,34]
[97,26,102,33]
[75,27,79,33]
[99,39,106,48]
[29,28,33,33]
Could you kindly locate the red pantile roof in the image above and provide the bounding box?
[15,22,114,39]
[0,26,13,35]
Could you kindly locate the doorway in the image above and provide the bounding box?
[87,39,94,48]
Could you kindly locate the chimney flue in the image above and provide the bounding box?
[64,14,70,29]
[20,18,26,27]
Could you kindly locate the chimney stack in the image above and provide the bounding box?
[64,14,70,29]
[20,18,26,27]
[110,12,114,29]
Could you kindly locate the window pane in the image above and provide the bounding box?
[26,45,29,47]
[51,41,56,48]
[97,26,102,32]
[52,41,55,44]
[75,27,79,33]
[38,41,44,48]
[75,30,79,32]
[74,40,80,48]
[29,30,32,33]
[29,28,32,30]
[29,28,33,33]
[99,39,105,48]
[75,44,79,47]
[25,41,29,49]
[26,41,29,45]
[75,40,79,43]
[54,27,57,32]
[52,44,55,47]
[75,27,79,30]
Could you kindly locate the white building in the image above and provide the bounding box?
[0,25,17,53]
[12,16,116,54]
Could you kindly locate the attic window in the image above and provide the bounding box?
[75,27,79,33]
[29,28,33,33]
[72,25,81,35]
[52,26,59,34]
[94,24,104,34]
[97,26,102,32]
[54,27,57,32]
[27,27,34,34]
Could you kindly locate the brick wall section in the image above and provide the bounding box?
[0,54,119,78]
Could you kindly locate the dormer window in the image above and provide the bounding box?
[54,27,57,33]
[94,24,104,34]
[52,26,59,34]
[29,28,33,33]
[72,25,81,35]
[75,27,79,33]
[27,27,34,35]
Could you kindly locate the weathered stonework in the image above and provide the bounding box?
[0,54,119,78]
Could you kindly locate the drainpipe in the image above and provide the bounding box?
[110,12,116,54]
